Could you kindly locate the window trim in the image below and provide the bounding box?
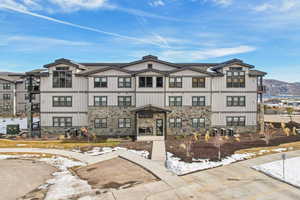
[118,118,131,128]
[52,96,72,107]
[53,70,72,88]
[226,116,246,127]
[53,117,72,127]
[192,77,206,88]
[94,96,107,107]
[3,83,11,90]
[226,70,245,88]
[139,76,153,88]
[118,77,132,88]
[169,77,182,88]
[169,118,182,128]
[118,96,132,107]
[94,118,107,128]
[226,96,246,107]
[192,96,206,106]
[94,77,108,88]
[192,118,205,128]
[169,96,182,107]
[3,94,11,100]
[156,77,163,88]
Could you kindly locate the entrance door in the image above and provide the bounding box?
[156,119,163,136]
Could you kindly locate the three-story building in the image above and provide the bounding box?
[39,55,266,140]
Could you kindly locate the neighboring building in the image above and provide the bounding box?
[39,55,266,140]
[0,72,40,116]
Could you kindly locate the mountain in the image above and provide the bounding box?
[264,79,300,97]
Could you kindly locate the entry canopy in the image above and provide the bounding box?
[131,104,172,113]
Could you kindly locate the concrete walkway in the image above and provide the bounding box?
[2,148,300,199]
[151,140,166,165]
[0,148,185,189]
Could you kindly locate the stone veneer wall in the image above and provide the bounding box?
[166,106,211,135]
[88,106,135,136]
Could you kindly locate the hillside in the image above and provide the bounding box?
[264,79,300,97]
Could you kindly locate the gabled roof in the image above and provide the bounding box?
[130,68,169,75]
[119,55,181,69]
[210,59,255,71]
[44,58,87,70]
[131,104,172,113]
[167,66,222,76]
[76,66,131,76]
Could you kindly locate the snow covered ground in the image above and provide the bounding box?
[0,154,94,200]
[253,156,300,188]
[166,152,255,175]
[0,117,39,134]
[74,146,150,159]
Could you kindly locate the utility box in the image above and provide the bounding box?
[6,124,20,135]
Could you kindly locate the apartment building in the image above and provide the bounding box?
[39,55,266,140]
[0,72,40,116]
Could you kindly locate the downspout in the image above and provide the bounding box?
[13,83,16,116]
[210,76,213,130]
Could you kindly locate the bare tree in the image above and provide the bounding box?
[286,107,294,122]
[212,135,225,161]
[264,123,276,145]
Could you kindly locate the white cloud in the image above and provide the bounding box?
[254,0,299,12]
[149,0,165,7]
[213,0,232,6]
[48,0,107,12]
[160,45,256,61]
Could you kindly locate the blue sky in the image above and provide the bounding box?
[0,0,299,82]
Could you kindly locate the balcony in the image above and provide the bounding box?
[27,85,40,94]
[258,85,266,93]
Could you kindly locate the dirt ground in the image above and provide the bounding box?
[166,133,300,162]
[76,157,158,190]
[0,159,57,200]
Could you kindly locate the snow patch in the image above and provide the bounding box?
[166,152,255,175]
[253,156,300,188]
[82,147,149,159]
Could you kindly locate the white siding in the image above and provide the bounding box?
[123,61,176,71]
[88,76,135,92]
[166,77,211,92]
[136,93,164,107]
[166,93,211,106]
[211,93,257,112]
[211,113,257,126]
[88,93,135,106]
[41,113,88,127]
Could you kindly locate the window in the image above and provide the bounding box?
[226,116,245,126]
[53,70,72,88]
[3,104,10,111]
[118,118,131,128]
[156,77,163,88]
[169,96,182,106]
[169,77,182,88]
[53,96,72,107]
[169,118,182,128]
[192,118,205,128]
[3,83,11,90]
[118,77,131,88]
[94,96,107,106]
[25,94,36,100]
[227,96,245,107]
[192,96,205,106]
[227,71,245,88]
[148,64,153,68]
[53,117,72,127]
[95,118,107,128]
[118,96,132,106]
[139,77,153,88]
[192,77,205,88]
[3,94,11,100]
[94,77,107,88]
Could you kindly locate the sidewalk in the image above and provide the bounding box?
[151,140,166,165]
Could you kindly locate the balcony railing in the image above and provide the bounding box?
[258,85,266,93]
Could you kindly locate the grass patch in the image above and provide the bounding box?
[0,139,120,149]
